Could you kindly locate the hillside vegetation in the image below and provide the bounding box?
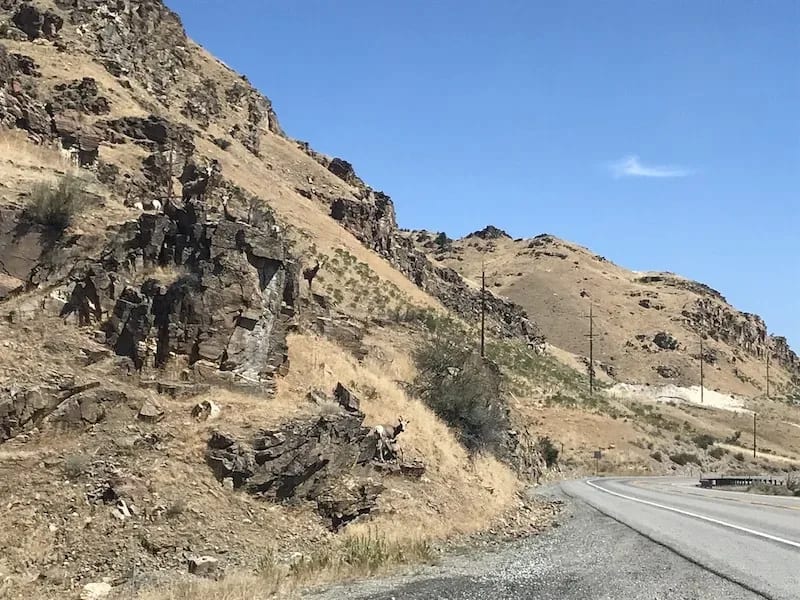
[0,2,798,599]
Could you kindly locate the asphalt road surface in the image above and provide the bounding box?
[308,477,800,599]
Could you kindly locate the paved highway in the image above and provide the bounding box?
[310,477,800,599]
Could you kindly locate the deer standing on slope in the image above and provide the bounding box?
[373,416,409,462]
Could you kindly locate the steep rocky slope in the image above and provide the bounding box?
[1,2,799,598]
[0,2,554,598]
[407,226,798,397]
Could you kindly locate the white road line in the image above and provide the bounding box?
[586,479,800,550]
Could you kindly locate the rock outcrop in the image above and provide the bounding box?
[682,297,799,373]
[329,189,545,346]
[16,177,298,384]
[466,225,511,240]
[206,407,382,529]
[1,382,130,442]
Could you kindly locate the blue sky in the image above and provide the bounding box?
[167,1,799,349]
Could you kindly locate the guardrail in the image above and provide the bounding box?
[699,474,787,488]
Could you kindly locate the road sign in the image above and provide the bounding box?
[593,450,602,459]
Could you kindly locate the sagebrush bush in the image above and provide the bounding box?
[669,452,700,466]
[693,433,716,450]
[650,451,663,462]
[707,446,725,460]
[537,436,560,468]
[24,174,87,230]
[413,331,509,453]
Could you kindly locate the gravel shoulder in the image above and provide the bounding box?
[305,485,761,600]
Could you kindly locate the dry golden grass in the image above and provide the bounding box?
[136,573,282,600]
[0,129,77,176]
[280,331,521,541]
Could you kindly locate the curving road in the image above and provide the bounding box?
[563,477,800,599]
[310,477,800,599]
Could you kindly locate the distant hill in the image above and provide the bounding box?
[405,228,799,396]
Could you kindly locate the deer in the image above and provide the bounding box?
[303,260,321,290]
[373,416,409,462]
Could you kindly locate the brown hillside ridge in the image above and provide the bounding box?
[0,1,555,598]
[405,227,798,396]
[1,1,799,599]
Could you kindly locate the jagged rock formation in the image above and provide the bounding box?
[681,297,798,371]
[467,225,511,240]
[5,171,298,384]
[79,209,290,380]
[206,408,383,530]
[1,381,131,442]
[327,183,545,346]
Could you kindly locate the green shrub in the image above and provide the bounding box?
[650,451,663,462]
[708,446,725,460]
[413,332,509,453]
[734,452,745,462]
[669,452,700,466]
[725,430,742,444]
[63,453,91,479]
[537,436,559,468]
[24,174,88,230]
[693,433,716,450]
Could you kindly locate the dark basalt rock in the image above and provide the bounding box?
[206,408,382,529]
[12,3,63,41]
[466,225,511,240]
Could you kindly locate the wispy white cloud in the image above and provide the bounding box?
[609,155,692,178]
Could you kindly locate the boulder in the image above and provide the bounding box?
[51,78,110,115]
[653,332,679,351]
[655,365,681,379]
[191,399,220,422]
[137,400,164,423]
[12,4,63,41]
[334,382,360,413]
[316,479,384,531]
[188,556,220,578]
[327,157,362,186]
[80,582,112,600]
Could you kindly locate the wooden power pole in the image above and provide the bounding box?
[766,348,771,400]
[584,302,598,396]
[480,261,486,358]
[753,412,757,458]
[699,337,705,404]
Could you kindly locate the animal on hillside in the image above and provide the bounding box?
[373,416,409,462]
[303,260,321,290]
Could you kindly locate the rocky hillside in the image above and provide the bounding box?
[2,2,800,598]
[0,2,556,598]
[407,226,799,397]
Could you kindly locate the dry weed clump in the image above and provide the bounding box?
[137,533,435,600]
[23,174,88,230]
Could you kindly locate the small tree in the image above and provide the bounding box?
[413,331,509,453]
[433,231,451,249]
[536,436,560,468]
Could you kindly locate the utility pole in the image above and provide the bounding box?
[480,260,486,358]
[584,302,598,396]
[753,412,757,458]
[699,337,705,404]
[766,347,771,401]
